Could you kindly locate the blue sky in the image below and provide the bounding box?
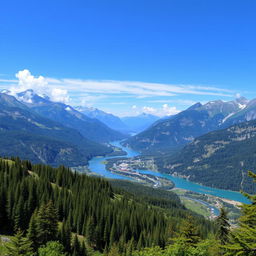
[0,0,255,116]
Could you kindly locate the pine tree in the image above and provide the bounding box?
[59,221,72,253]
[38,241,67,256]
[5,230,33,256]
[215,207,230,245]
[36,201,59,246]
[86,216,95,247]
[224,171,256,255]
[180,216,200,246]
[72,234,80,256]
[27,210,38,251]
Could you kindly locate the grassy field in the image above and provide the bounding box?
[180,197,211,218]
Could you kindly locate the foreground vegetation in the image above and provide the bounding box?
[0,157,255,255]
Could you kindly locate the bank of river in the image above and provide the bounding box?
[88,141,250,204]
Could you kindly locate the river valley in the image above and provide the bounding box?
[86,141,250,219]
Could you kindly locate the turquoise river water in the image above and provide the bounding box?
[88,141,250,204]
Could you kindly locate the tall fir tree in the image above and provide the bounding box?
[180,216,200,247]
[36,201,59,246]
[224,171,256,255]
[5,230,33,256]
[27,210,38,251]
[215,207,230,245]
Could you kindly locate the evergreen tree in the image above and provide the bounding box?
[86,216,95,247]
[0,157,215,254]
[215,207,230,245]
[27,210,38,251]
[38,241,67,256]
[59,221,72,253]
[5,230,33,256]
[72,235,80,256]
[36,201,59,246]
[180,216,200,246]
[224,171,256,255]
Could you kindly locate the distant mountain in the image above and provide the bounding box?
[121,113,159,134]
[0,93,112,166]
[77,106,130,134]
[156,119,256,193]
[124,99,249,153]
[15,90,126,143]
[222,97,256,127]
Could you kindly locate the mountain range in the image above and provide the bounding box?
[0,89,161,166]
[16,90,126,143]
[124,97,256,154]
[76,106,130,134]
[0,93,113,166]
[77,106,159,134]
[2,87,256,194]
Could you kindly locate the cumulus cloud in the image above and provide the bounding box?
[50,88,69,103]
[15,69,47,91]
[142,106,157,114]
[8,69,69,103]
[161,104,180,116]
[138,104,180,117]
[0,69,241,114]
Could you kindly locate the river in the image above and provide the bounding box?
[88,141,250,204]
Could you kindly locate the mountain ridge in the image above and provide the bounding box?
[0,93,112,166]
[13,89,126,143]
[124,97,256,154]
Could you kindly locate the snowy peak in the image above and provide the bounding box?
[235,96,249,105]
[16,89,50,105]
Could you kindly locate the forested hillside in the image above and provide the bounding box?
[0,157,214,255]
[0,93,112,166]
[156,119,256,193]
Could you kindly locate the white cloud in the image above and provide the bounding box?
[132,105,137,109]
[138,104,180,117]
[7,69,69,103]
[142,106,157,114]
[15,69,47,91]
[44,77,234,98]
[1,69,240,110]
[235,93,241,98]
[50,88,69,103]
[161,104,180,116]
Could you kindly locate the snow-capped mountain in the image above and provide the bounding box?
[4,89,126,143]
[124,97,256,153]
